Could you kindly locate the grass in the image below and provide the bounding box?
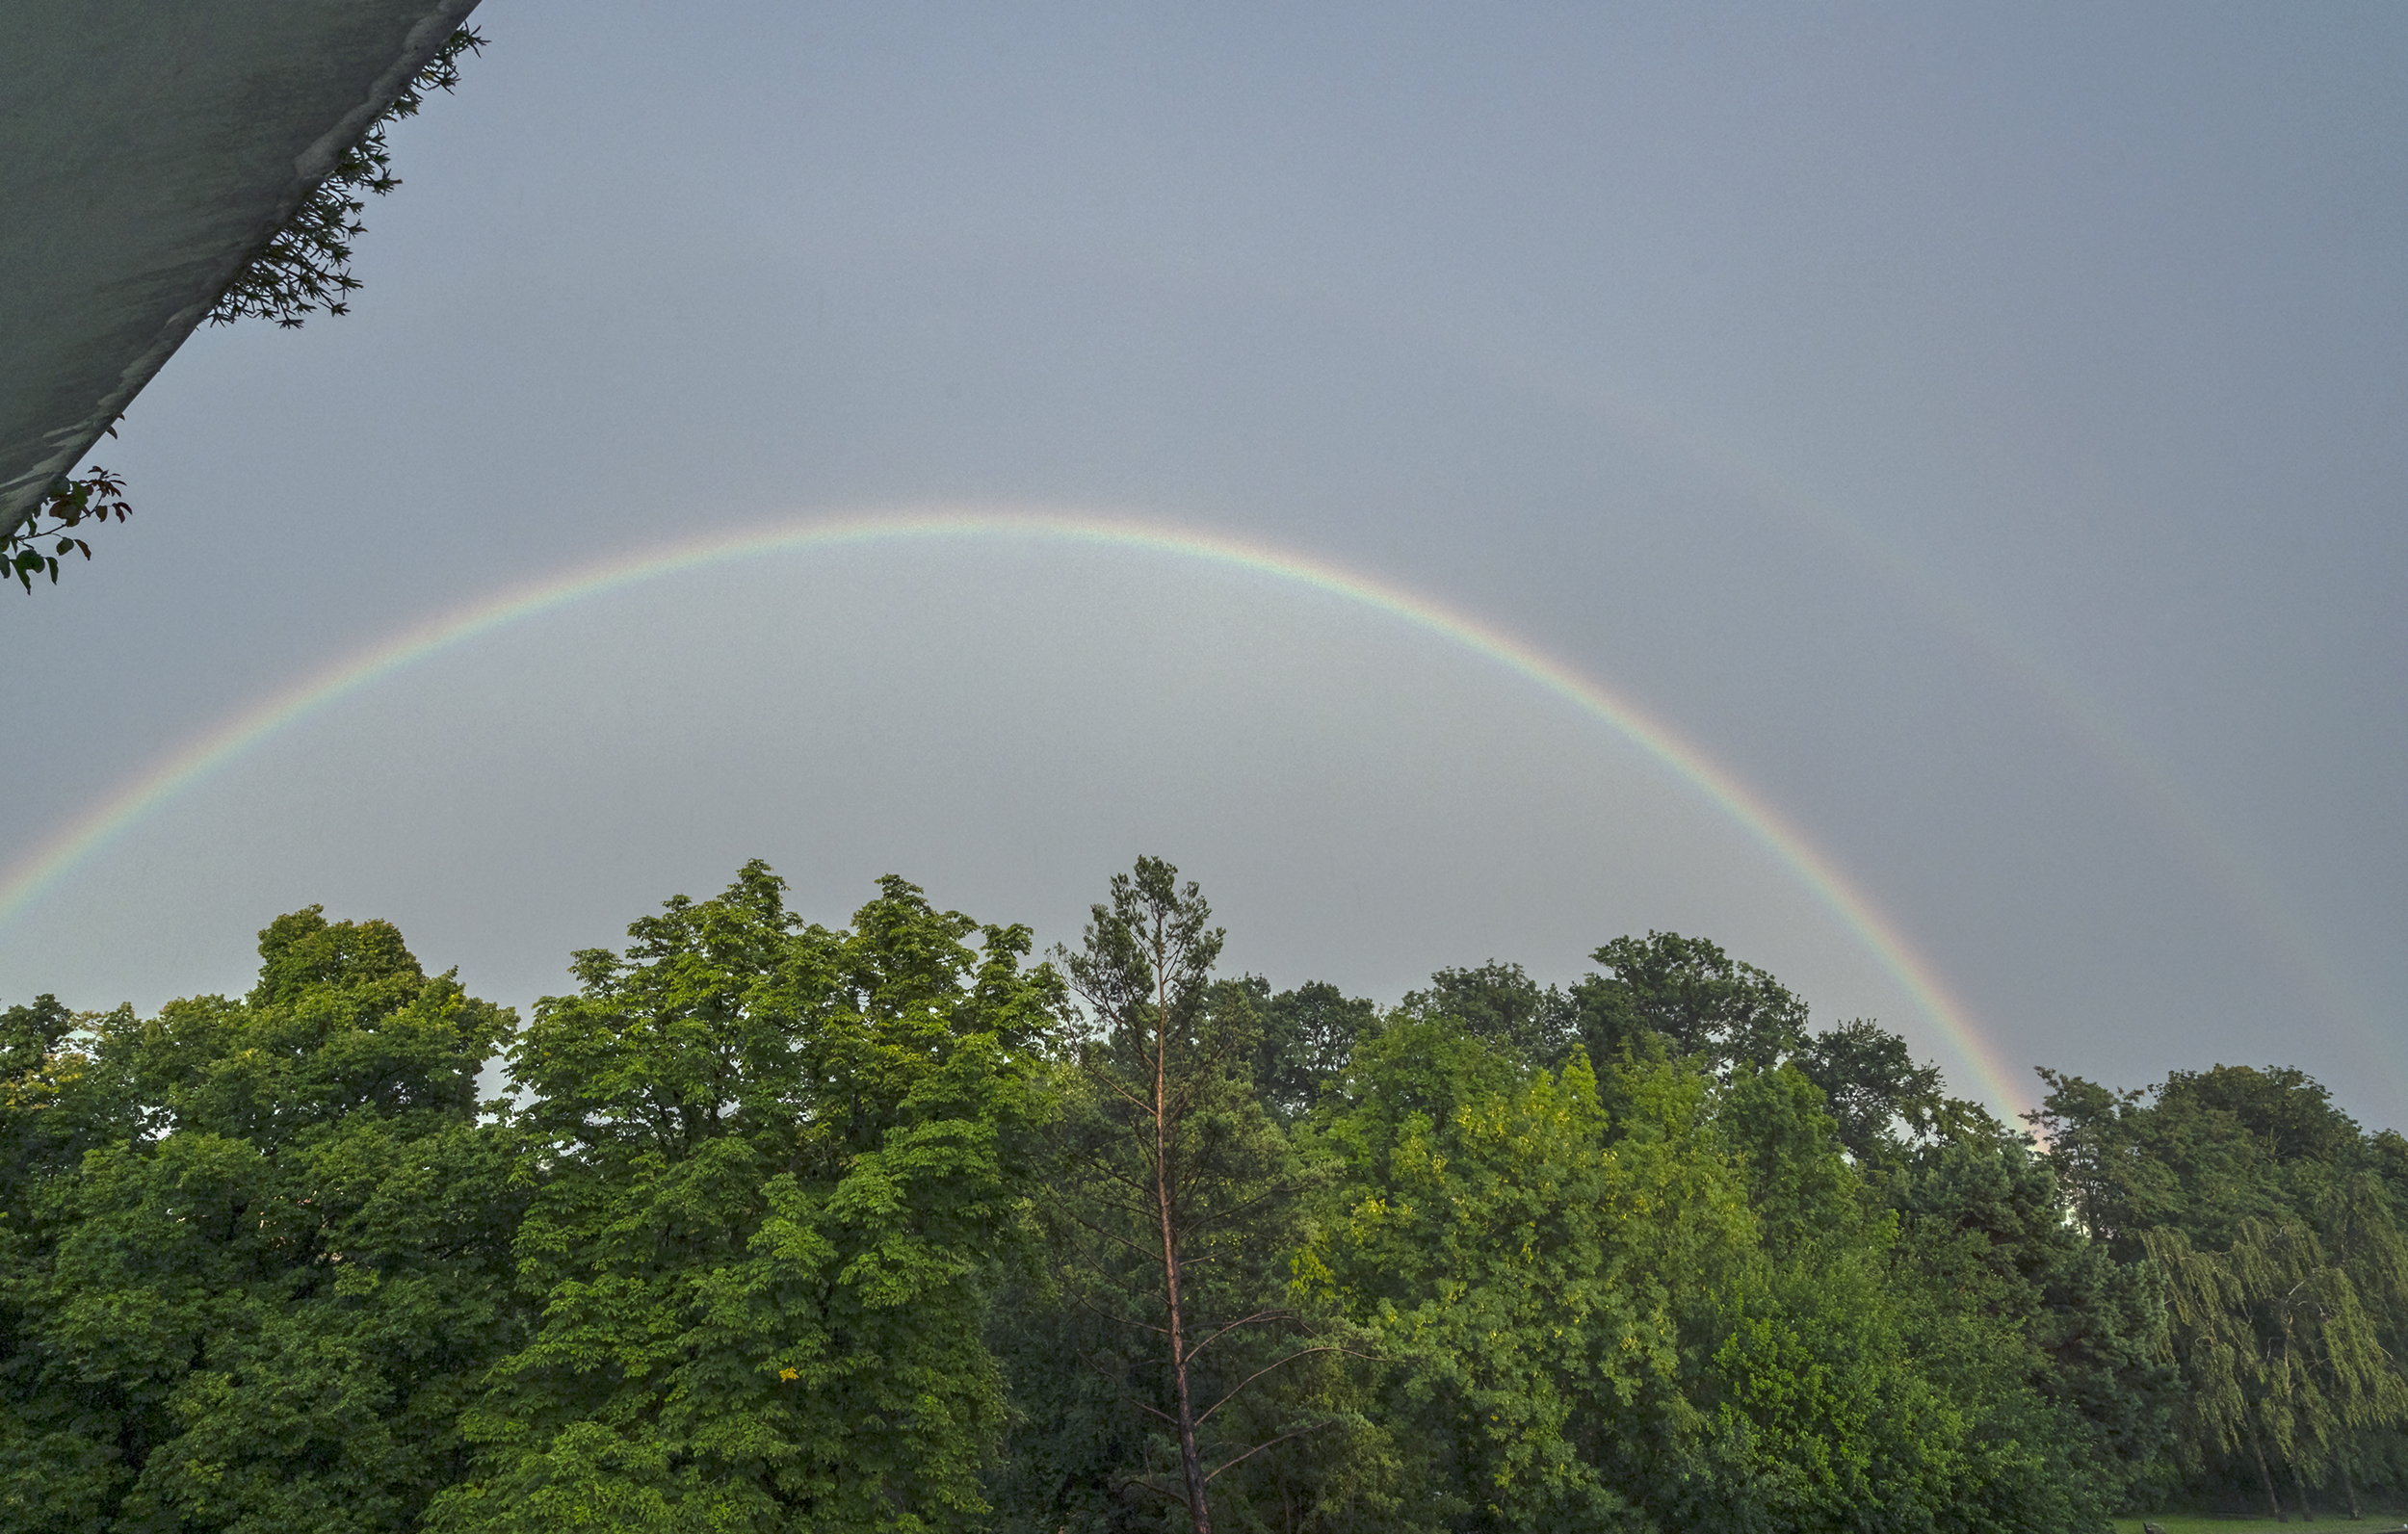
[2114,1517,2408,1534]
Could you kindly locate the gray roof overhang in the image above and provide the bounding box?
[0,0,483,535]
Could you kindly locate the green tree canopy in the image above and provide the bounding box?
[2036,1060,2408,1518]
[1570,931,1810,1078]
[0,909,518,1533]
[1031,858,1341,1534]
[433,863,1060,1534]
[1395,962,1575,1064]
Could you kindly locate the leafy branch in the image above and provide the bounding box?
[7,467,131,591]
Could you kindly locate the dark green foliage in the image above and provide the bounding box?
[432,864,1060,1533]
[2034,1061,2408,1516]
[5,864,2396,1530]
[1297,1018,2121,1534]
[1793,1018,1947,1164]
[0,910,520,1532]
[1884,1133,2177,1524]
[1570,930,1810,1077]
[1395,961,1575,1064]
[1241,978,1375,1125]
[0,994,123,1212]
[1711,1061,1857,1258]
[1018,858,1353,1533]
[2032,1063,2375,1251]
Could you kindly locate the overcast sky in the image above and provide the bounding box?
[3,2,2401,1123]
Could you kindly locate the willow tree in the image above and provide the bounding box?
[2146,1201,2408,1521]
[2306,1172,2408,1517]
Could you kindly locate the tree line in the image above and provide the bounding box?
[2,856,2401,1531]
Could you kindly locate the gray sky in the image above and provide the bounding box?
[3,2,2400,1124]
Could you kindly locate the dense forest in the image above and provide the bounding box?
[2,857,2402,1532]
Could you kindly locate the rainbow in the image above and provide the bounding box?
[1483,341,2378,1051]
[1322,295,2369,1056]
[0,505,2032,1115]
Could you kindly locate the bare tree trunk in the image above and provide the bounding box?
[2247,1418,2287,1522]
[2340,1463,2360,1521]
[2292,1458,2316,1521]
[1153,969,1212,1534]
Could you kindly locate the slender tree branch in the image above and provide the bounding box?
[1192,1347,1346,1428]
[1122,1474,1191,1506]
[1204,1420,1335,1484]
[1063,1284,1172,1338]
[1182,1309,1296,1365]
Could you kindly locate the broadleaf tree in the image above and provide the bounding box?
[431,863,1060,1534]
[0,909,521,1533]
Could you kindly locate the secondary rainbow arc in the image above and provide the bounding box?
[0,506,2031,1116]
